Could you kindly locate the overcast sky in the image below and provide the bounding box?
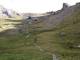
[0,0,80,13]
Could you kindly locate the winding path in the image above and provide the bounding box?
[34,43,59,60]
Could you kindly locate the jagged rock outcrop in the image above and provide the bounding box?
[45,3,69,16]
[62,3,69,10]
[76,2,80,6]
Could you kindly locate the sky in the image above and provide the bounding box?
[0,0,80,13]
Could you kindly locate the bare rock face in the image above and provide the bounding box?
[76,2,80,6]
[76,2,80,9]
[62,3,69,10]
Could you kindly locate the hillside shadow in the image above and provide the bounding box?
[0,16,43,35]
[0,18,24,35]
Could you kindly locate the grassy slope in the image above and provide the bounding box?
[0,17,52,60]
[36,8,80,60]
[0,17,22,32]
[0,34,52,60]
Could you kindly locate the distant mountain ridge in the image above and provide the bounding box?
[0,5,20,18]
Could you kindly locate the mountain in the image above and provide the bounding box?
[0,3,80,34]
[0,5,21,18]
[32,3,79,30]
[0,2,80,60]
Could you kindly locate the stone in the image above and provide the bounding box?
[62,3,69,10]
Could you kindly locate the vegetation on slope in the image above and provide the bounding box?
[36,7,80,60]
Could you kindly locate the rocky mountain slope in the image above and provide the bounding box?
[0,2,80,60]
[33,3,79,30]
[0,3,80,34]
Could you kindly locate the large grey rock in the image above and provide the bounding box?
[62,3,69,10]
